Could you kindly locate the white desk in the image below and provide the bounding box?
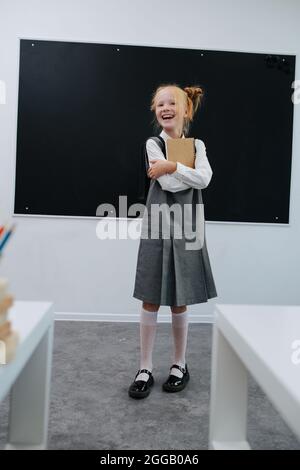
[0,301,54,450]
[209,304,300,450]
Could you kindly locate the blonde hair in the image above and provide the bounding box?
[150,83,204,136]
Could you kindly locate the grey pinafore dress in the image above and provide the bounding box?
[133,136,217,307]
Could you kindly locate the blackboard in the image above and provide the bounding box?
[14,39,295,223]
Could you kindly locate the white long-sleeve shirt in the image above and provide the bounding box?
[146,129,213,192]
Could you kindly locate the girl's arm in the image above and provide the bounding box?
[146,139,190,192]
[170,139,213,189]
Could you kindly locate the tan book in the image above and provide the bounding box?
[166,137,196,169]
[1,330,19,364]
[0,320,11,339]
[0,294,14,315]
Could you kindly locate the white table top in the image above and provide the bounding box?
[215,303,300,438]
[0,301,54,401]
[7,301,53,342]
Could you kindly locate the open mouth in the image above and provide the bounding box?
[162,115,174,121]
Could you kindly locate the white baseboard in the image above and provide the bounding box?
[54,311,214,323]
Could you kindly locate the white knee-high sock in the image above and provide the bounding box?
[136,308,158,382]
[171,310,189,378]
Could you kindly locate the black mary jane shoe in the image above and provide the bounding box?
[128,368,154,399]
[162,364,190,393]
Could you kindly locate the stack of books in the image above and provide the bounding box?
[0,221,18,365]
[0,278,18,364]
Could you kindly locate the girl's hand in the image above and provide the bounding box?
[147,160,177,179]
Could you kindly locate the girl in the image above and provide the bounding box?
[129,83,217,399]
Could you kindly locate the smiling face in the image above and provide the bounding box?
[155,87,188,137]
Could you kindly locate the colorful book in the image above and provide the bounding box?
[0,224,15,254]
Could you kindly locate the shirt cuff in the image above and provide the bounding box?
[172,161,187,181]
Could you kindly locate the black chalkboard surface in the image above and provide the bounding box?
[14,39,295,222]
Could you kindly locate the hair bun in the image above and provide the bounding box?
[183,85,204,118]
[184,86,204,98]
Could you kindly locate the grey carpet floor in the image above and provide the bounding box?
[0,320,299,450]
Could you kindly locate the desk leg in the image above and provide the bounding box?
[6,324,54,450]
[209,324,250,450]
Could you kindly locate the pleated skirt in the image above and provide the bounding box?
[132,229,218,306]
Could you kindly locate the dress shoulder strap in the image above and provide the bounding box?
[137,135,168,202]
[148,136,166,159]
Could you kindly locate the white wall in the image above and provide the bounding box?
[0,0,299,320]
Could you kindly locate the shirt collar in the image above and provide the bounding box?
[159,129,185,141]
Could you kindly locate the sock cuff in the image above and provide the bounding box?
[171,310,188,327]
[140,308,158,326]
